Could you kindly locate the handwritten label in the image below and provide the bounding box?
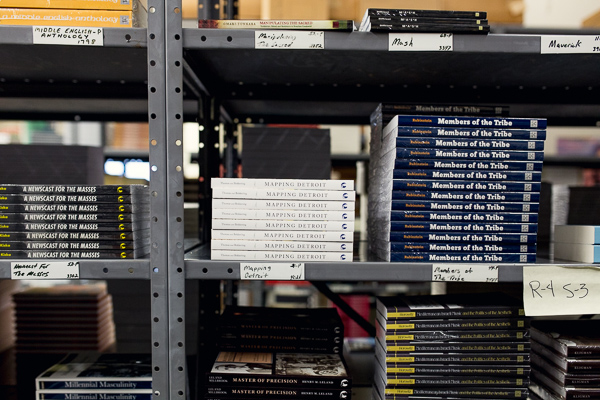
[11,261,80,280]
[541,35,600,54]
[255,30,324,49]
[432,264,498,282]
[523,265,600,316]
[240,262,305,280]
[32,26,103,46]
[389,33,453,51]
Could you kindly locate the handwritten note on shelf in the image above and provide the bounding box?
[432,264,499,282]
[389,33,453,51]
[240,262,305,280]
[523,265,600,316]
[32,26,104,46]
[255,30,324,49]
[541,35,600,54]
[11,261,80,280]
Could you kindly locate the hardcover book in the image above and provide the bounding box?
[530,320,600,358]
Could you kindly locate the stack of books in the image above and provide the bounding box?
[374,292,531,400]
[13,284,116,354]
[0,184,150,260]
[530,320,600,400]
[0,0,146,28]
[368,113,547,263]
[553,225,600,263]
[358,8,489,33]
[210,178,355,262]
[35,352,152,400]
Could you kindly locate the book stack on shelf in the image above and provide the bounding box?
[0,0,146,28]
[358,8,490,33]
[0,184,150,260]
[367,113,547,263]
[553,225,600,263]
[35,352,152,400]
[13,284,116,354]
[529,320,600,400]
[374,292,531,400]
[210,178,355,262]
[203,306,351,400]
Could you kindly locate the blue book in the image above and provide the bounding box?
[395,137,545,151]
[389,231,538,243]
[393,125,546,140]
[389,242,537,253]
[389,210,538,223]
[390,200,540,213]
[394,158,544,171]
[392,169,542,182]
[390,221,538,233]
[391,190,541,203]
[395,147,545,161]
[391,114,547,129]
[392,180,542,192]
[390,252,537,263]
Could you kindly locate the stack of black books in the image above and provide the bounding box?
[530,320,600,400]
[0,184,150,259]
[374,292,531,400]
[368,113,547,263]
[358,8,489,33]
[35,352,152,400]
[210,178,355,262]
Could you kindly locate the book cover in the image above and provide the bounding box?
[0,8,145,27]
[211,178,354,191]
[198,19,355,31]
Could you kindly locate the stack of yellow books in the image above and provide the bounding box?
[0,0,147,27]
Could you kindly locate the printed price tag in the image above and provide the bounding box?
[389,33,453,51]
[541,35,600,54]
[240,262,305,280]
[523,265,600,316]
[255,30,324,49]
[11,261,80,280]
[32,26,103,46]
[432,264,498,282]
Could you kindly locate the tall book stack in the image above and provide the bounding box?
[529,320,600,400]
[35,353,152,400]
[553,225,600,263]
[0,184,150,260]
[358,8,489,33]
[368,114,547,263]
[13,284,116,354]
[210,178,355,262]
[373,292,531,400]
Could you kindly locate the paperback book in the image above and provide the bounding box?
[198,19,355,31]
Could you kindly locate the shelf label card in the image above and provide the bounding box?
[523,265,600,316]
[11,261,80,280]
[255,30,324,49]
[389,33,453,51]
[432,264,498,282]
[541,35,600,54]
[32,26,104,46]
[240,262,305,280]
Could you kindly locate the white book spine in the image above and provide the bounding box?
[211,230,353,242]
[554,225,600,245]
[212,188,356,201]
[210,250,353,262]
[211,219,354,231]
[211,208,355,221]
[554,242,600,263]
[211,239,352,252]
[211,178,354,191]
[211,198,356,211]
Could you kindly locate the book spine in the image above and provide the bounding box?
[384,365,530,376]
[367,9,487,19]
[394,159,543,171]
[211,220,354,231]
[212,188,355,201]
[553,242,600,263]
[395,148,545,161]
[383,318,529,331]
[383,387,528,399]
[0,240,142,250]
[369,23,490,33]
[369,16,488,25]
[392,126,546,140]
[0,222,149,231]
[383,342,530,353]
[392,169,542,182]
[0,230,146,241]
[0,194,138,203]
[381,329,530,342]
[38,380,152,390]
[389,242,536,253]
[0,213,140,222]
[0,0,137,10]
[389,210,538,223]
[206,374,351,389]
[198,19,354,31]
[554,225,600,245]
[211,250,352,262]
[211,178,354,190]
[390,252,536,263]
[217,341,341,353]
[392,180,541,192]
[211,199,355,211]
[211,240,351,252]
[382,353,531,364]
[205,386,350,398]
[388,232,537,243]
[383,376,529,386]
[389,221,538,234]
[1,249,144,259]
[211,209,354,221]
[393,115,547,129]
[380,104,509,117]
[391,200,539,213]
[0,203,141,213]
[0,185,143,194]
[37,394,152,400]
[210,230,353,242]
[391,190,540,203]
[0,9,139,27]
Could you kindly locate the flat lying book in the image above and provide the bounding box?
[199,19,355,31]
[530,320,600,358]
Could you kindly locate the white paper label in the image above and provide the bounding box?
[255,30,324,49]
[11,261,80,280]
[432,264,498,282]
[32,26,104,46]
[523,265,600,316]
[541,35,600,54]
[389,33,453,51]
[240,262,305,280]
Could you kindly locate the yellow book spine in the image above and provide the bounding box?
[0,8,146,27]
[0,0,141,11]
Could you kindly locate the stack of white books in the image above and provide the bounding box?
[210,178,355,262]
[554,225,600,263]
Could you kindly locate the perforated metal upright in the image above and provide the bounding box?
[147,0,186,399]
